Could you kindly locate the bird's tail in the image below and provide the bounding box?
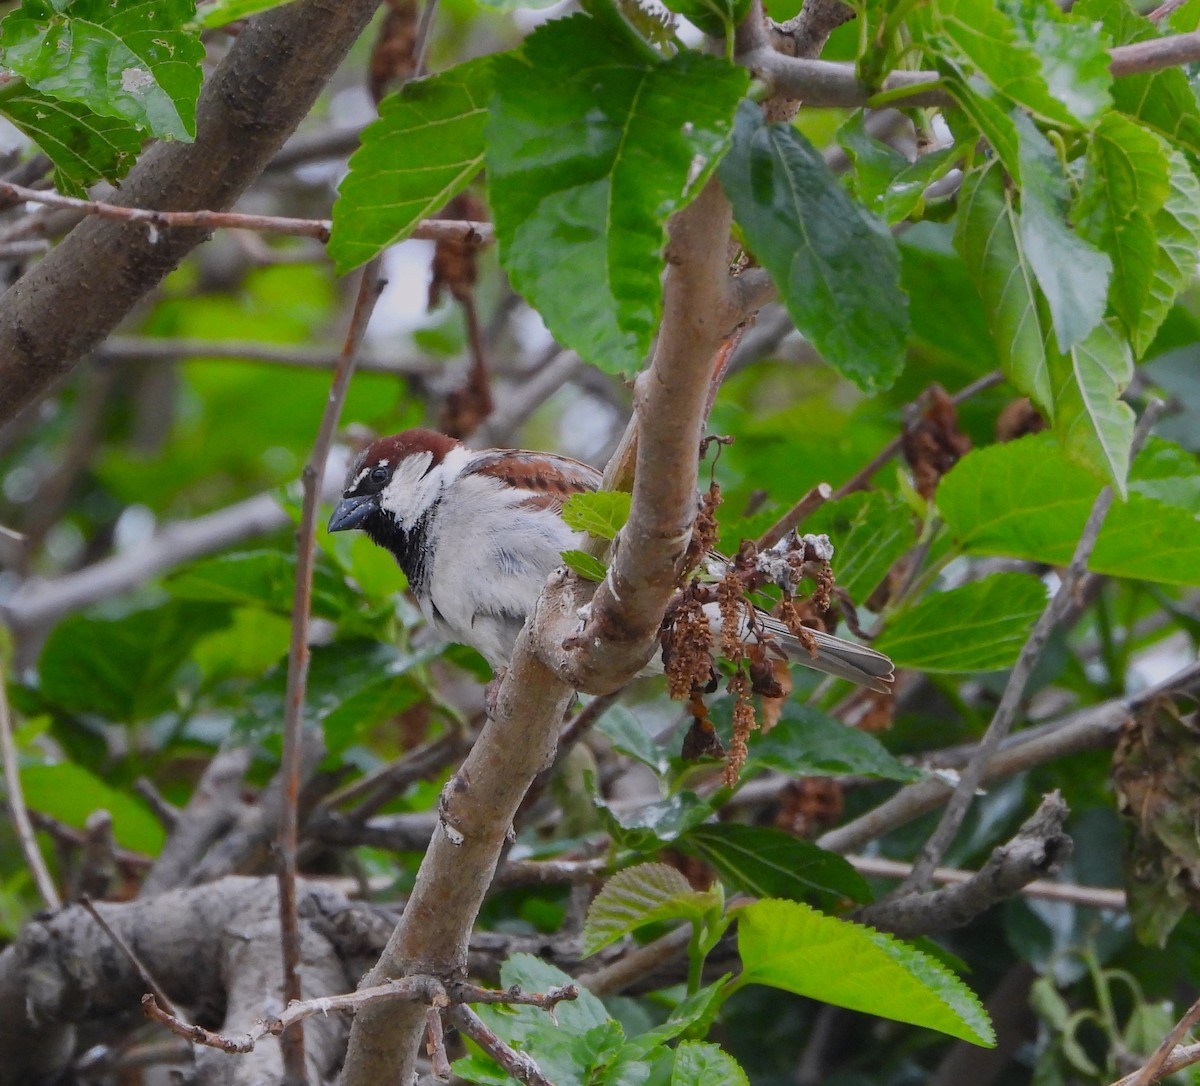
[704,606,895,693]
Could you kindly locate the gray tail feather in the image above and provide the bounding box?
[753,616,895,694]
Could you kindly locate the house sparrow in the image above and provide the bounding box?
[327,428,894,692]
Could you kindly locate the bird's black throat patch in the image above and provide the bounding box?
[365,503,437,592]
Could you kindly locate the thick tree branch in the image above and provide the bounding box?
[0,0,382,425]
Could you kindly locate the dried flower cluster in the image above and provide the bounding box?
[661,489,839,786]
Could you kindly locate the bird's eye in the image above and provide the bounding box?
[370,465,389,483]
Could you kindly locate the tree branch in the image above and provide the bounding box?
[0,0,382,425]
[856,792,1073,936]
[737,30,1200,109]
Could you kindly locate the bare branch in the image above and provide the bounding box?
[847,855,1126,910]
[857,793,1073,936]
[449,1004,557,1086]
[0,657,60,909]
[276,258,385,1082]
[0,179,495,249]
[1124,994,1200,1086]
[79,897,176,1013]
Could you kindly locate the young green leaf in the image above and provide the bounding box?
[560,549,608,583]
[682,823,872,903]
[1142,149,1200,360]
[598,791,715,852]
[1013,114,1110,352]
[561,490,631,540]
[737,899,995,1046]
[1077,0,1200,158]
[1073,113,1170,358]
[955,162,1052,418]
[719,101,908,393]
[0,87,142,194]
[875,572,1047,673]
[0,0,204,141]
[1046,320,1135,496]
[671,1041,749,1086]
[622,979,731,1058]
[584,862,721,955]
[197,0,299,28]
[487,14,748,375]
[330,56,492,274]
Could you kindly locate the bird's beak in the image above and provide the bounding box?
[327,493,378,533]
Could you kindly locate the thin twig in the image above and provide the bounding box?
[1126,994,1200,1086]
[847,855,1127,910]
[901,400,1165,893]
[80,897,176,1012]
[276,257,386,1084]
[448,1004,556,1086]
[757,482,833,548]
[426,1006,452,1081]
[0,656,60,909]
[411,0,440,79]
[1112,1042,1200,1086]
[140,975,576,1056]
[0,179,494,245]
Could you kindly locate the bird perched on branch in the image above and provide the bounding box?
[327,428,894,692]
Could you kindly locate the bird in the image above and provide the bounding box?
[327,428,894,692]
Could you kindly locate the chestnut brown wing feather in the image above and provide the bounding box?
[468,449,602,512]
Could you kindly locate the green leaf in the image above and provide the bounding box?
[561,490,632,540]
[1142,149,1200,360]
[995,0,1111,126]
[1077,0,1200,158]
[598,790,715,852]
[1013,114,1109,352]
[0,87,142,194]
[916,0,1105,129]
[745,702,921,782]
[660,0,749,38]
[737,899,995,1046]
[584,862,720,955]
[497,953,611,1035]
[719,101,907,393]
[1,0,204,140]
[21,762,164,853]
[875,572,1047,673]
[937,433,1200,586]
[487,15,748,374]
[38,600,231,723]
[671,1042,749,1086]
[838,113,957,226]
[1046,320,1135,496]
[803,491,915,606]
[682,823,871,903]
[1129,436,1200,514]
[561,549,608,583]
[954,161,1052,416]
[595,703,668,775]
[167,550,359,620]
[196,0,299,29]
[622,979,730,1057]
[329,56,492,274]
[1073,112,1171,358]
